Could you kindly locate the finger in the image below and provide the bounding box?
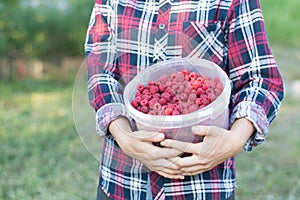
[167,155,206,168]
[191,125,210,136]
[142,132,165,142]
[148,158,182,171]
[160,139,195,154]
[126,130,165,142]
[151,162,183,174]
[181,164,213,176]
[156,170,185,180]
[180,164,210,174]
[148,147,183,160]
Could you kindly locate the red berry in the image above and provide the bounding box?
[142,88,150,94]
[148,110,157,115]
[208,93,217,101]
[137,84,144,92]
[214,88,222,96]
[161,92,171,101]
[152,93,161,99]
[150,85,159,94]
[188,104,199,113]
[157,110,164,115]
[158,75,168,84]
[152,102,162,110]
[206,88,214,95]
[140,99,149,107]
[140,106,149,114]
[209,81,217,88]
[195,98,203,105]
[148,80,155,85]
[172,109,180,115]
[164,107,173,115]
[143,93,152,100]
[216,82,223,90]
[159,98,167,105]
[179,93,188,101]
[170,73,178,80]
[131,100,139,108]
[158,84,166,93]
[181,69,190,75]
[135,96,142,103]
[202,97,211,106]
[197,88,205,96]
[188,93,197,102]
[184,88,191,94]
[182,108,189,114]
[166,81,173,87]
[189,72,197,80]
[148,99,157,107]
[192,81,202,90]
[176,73,185,82]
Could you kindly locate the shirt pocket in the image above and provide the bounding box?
[181,21,226,67]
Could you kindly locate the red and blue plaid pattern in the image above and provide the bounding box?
[85,0,284,199]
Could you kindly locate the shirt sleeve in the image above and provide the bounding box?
[85,1,127,136]
[227,0,284,151]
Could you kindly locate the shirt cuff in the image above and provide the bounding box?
[230,101,269,151]
[96,103,129,136]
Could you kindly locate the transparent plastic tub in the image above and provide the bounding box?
[123,58,231,143]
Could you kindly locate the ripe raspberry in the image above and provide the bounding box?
[161,92,172,101]
[130,100,139,108]
[137,84,144,92]
[140,106,150,114]
[159,98,167,105]
[140,99,149,107]
[179,93,188,101]
[164,107,173,115]
[188,104,199,113]
[152,102,162,110]
[135,96,142,103]
[150,85,159,94]
[188,93,197,102]
[172,109,180,115]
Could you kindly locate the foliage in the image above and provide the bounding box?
[260,0,300,47]
[0,0,94,60]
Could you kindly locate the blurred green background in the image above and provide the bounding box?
[1,0,300,199]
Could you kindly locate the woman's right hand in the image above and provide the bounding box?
[109,117,184,179]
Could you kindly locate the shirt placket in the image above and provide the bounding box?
[150,2,172,199]
[153,0,171,62]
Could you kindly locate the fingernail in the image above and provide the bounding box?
[157,133,164,139]
[179,176,185,180]
[160,141,166,146]
[191,126,197,132]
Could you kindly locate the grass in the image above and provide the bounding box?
[0,78,99,200]
[236,96,300,199]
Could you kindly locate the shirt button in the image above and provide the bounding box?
[159,23,166,29]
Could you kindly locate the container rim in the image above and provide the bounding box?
[123,58,231,128]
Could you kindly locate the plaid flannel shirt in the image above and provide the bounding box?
[85,0,284,199]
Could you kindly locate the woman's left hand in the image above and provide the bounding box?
[160,118,254,176]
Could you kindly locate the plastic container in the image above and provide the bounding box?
[123,58,231,143]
